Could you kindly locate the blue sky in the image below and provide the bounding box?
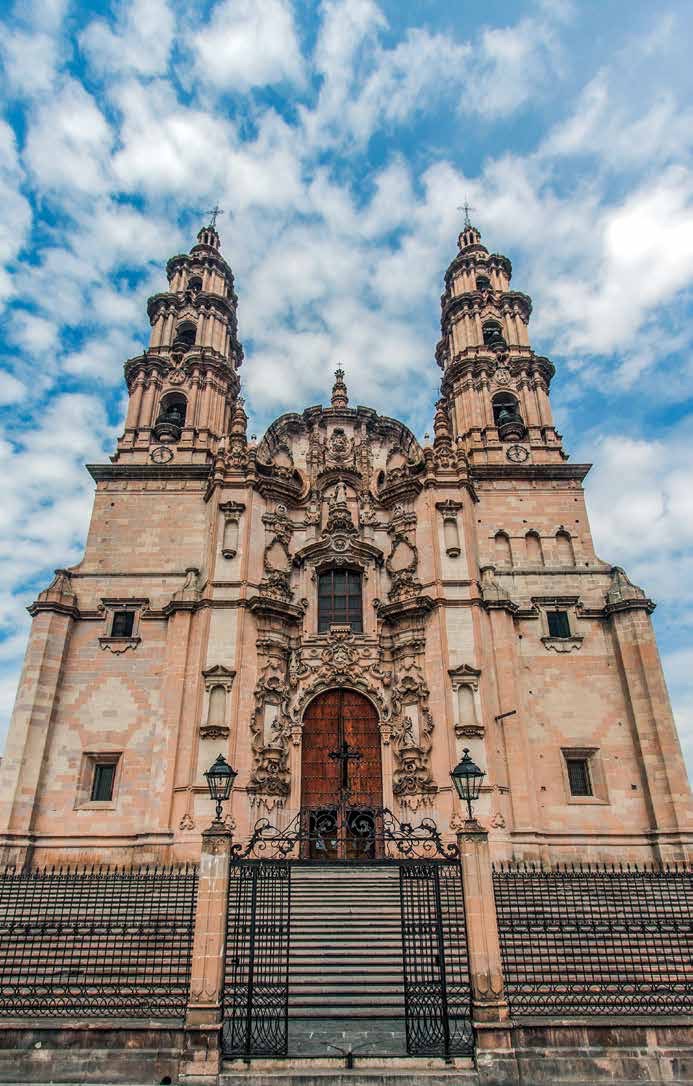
[1,0,693,776]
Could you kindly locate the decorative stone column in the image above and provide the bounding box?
[182,824,233,1083]
[457,820,516,1080]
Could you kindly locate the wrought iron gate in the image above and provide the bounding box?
[222,861,291,1058]
[221,811,473,1061]
[400,861,473,1057]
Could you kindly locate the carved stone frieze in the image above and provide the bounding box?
[200,725,230,740]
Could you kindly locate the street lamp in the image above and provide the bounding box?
[450,748,485,822]
[204,754,238,823]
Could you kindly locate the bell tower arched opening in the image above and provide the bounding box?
[301,688,382,860]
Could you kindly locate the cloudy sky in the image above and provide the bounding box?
[1,0,693,776]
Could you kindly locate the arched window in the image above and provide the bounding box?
[476,275,491,291]
[555,530,575,566]
[492,392,525,440]
[318,569,362,633]
[174,321,196,348]
[188,276,203,293]
[158,392,187,427]
[494,531,512,566]
[525,530,544,566]
[482,319,505,348]
[492,392,518,427]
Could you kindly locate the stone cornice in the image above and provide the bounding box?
[471,463,592,483]
[87,463,212,483]
[124,346,239,383]
[605,597,656,616]
[440,351,555,393]
[440,289,532,329]
[147,290,237,322]
[27,599,79,619]
[166,249,235,284]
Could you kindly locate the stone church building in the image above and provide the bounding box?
[0,218,690,869]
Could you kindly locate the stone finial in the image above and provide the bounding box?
[231,396,247,436]
[37,569,76,605]
[433,399,452,445]
[331,367,349,409]
[606,567,646,606]
[29,568,78,618]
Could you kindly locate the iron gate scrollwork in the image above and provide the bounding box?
[222,861,290,1058]
[400,861,473,1058]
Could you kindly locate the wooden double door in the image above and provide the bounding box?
[301,689,383,860]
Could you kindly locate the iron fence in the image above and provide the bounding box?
[0,864,198,1019]
[493,862,692,1016]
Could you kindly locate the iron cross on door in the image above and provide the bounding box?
[329,738,362,797]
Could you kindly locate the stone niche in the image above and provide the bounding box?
[195,665,235,783]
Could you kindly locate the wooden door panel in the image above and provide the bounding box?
[301,689,382,809]
[342,690,382,807]
[301,690,341,808]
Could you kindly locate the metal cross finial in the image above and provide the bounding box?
[457,200,476,229]
[204,204,224,230]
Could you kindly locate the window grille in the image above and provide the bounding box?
[318,570,362,632]
[111,610,134,638]
[566,757,592,797]
[547,610,571,638]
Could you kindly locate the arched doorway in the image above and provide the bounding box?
[301,689,382,860]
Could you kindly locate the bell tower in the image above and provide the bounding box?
[436,217,563,466]
[115,220,243,465]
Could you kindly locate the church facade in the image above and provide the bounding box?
[0,219,690,869]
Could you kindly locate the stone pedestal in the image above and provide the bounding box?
[181,823,233,1084]
[458,822,516,1083]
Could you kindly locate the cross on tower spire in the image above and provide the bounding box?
[457,199,476,229]
[202,204,224,230]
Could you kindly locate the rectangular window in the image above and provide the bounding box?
[318,570,363,632]
[566,758,592,797]
[111,610,135,638]
[547,610,571,638]
[91,762,116,802]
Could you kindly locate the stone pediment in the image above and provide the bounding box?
[256,398,423,494]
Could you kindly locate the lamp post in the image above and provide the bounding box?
[204,754,238,824]
[450,748,485,823]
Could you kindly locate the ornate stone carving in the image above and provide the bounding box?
[326,427,355,471]
[386,509,421,602]
[179,813,195,831]
[200,725,230,740]
[542,636,583,653]
[259,508,294,601]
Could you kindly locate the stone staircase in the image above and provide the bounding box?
[287,864,405,1055]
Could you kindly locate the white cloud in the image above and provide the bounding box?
[81,0,175,77]
[0,121,31,304]
[464,16,564,117]
[0,29,61,96]
[111,79,234,194]
[190,0,304,91]
[63,328,140,384]
[0,373,26,405]
[584,424,693,602]
[24,79,112,195]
